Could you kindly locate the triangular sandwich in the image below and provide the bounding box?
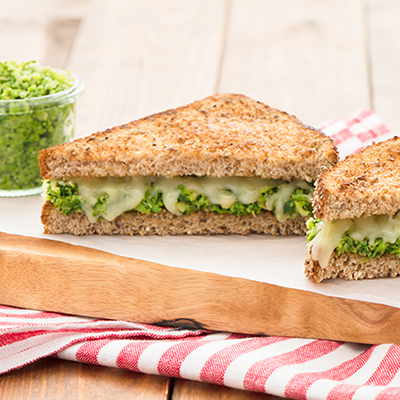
[39,93,338,236]
[305,136,400,282]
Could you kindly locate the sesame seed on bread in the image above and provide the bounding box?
[39,93,338,182]
[312,136,400,221]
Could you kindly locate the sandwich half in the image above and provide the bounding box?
[305,136,400,283]
[39,93,338,236]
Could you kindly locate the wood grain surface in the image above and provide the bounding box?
[68,0,229,136]
[0,358,282,400]
[1,0,399,131]
[367,0,400,133]
[0,357,172,400]
[2,232,400,346]
[219,0,370,126]
[172,379,283,399]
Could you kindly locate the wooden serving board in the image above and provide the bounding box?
[1,231,400,345]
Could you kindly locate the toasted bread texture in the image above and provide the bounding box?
[305,252,400,283]
[312,136,400,221]
[41,202,308,236]
[39,93,338,182]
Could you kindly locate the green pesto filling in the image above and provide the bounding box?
[0,61,73,100]
[45,180,82,215]
[0,61,76,190]
[306,217,400,260]
[0,103,75,190]
[45,180,313,221]
[306,218,321,242]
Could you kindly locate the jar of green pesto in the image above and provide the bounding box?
[0,61,84,197]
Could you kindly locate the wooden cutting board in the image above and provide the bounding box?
[1,231,400,345]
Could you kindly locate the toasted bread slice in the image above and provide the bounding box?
[312,136,400,221]
[41,202,308,236]
[305,252,400,283]
[39,93,338,182]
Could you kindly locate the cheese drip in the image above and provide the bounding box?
[308,213,400,268]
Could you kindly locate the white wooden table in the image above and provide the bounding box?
[1,1,399,399]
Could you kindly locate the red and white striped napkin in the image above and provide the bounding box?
[0,109,398,400]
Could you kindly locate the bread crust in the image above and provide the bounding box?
[41,201,308,236]
[305,251,400,283]
[312,136,400,221]
[39,93,338,182]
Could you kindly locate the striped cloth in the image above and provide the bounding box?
[0,109,397,399]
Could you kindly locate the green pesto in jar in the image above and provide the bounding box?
[0,61,74,100]
[0,61,82,192]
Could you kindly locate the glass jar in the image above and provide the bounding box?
[0,70,84,197]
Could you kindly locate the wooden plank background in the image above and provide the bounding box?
[1,0,399,133]
[1,1,400,399]
[219,0,370,125]
[367,0,400,133]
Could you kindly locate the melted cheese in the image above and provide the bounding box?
[307,219,353,270]
[76,177,148,223]
[308,213,400,268]
[47,176,313,223]
[264,179,312,221]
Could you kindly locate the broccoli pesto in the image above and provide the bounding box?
[306,215,400,262]
[0,61,82,192]
[43,177,314,223]
[0,61,74,100]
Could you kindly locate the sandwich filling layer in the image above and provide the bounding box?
[42,177,313,224]
[307,213,400,268]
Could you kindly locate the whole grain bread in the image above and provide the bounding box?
[312,136,400,221]
[39,93,338,182]
[305,251,400,283]
[41,201,308,236]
